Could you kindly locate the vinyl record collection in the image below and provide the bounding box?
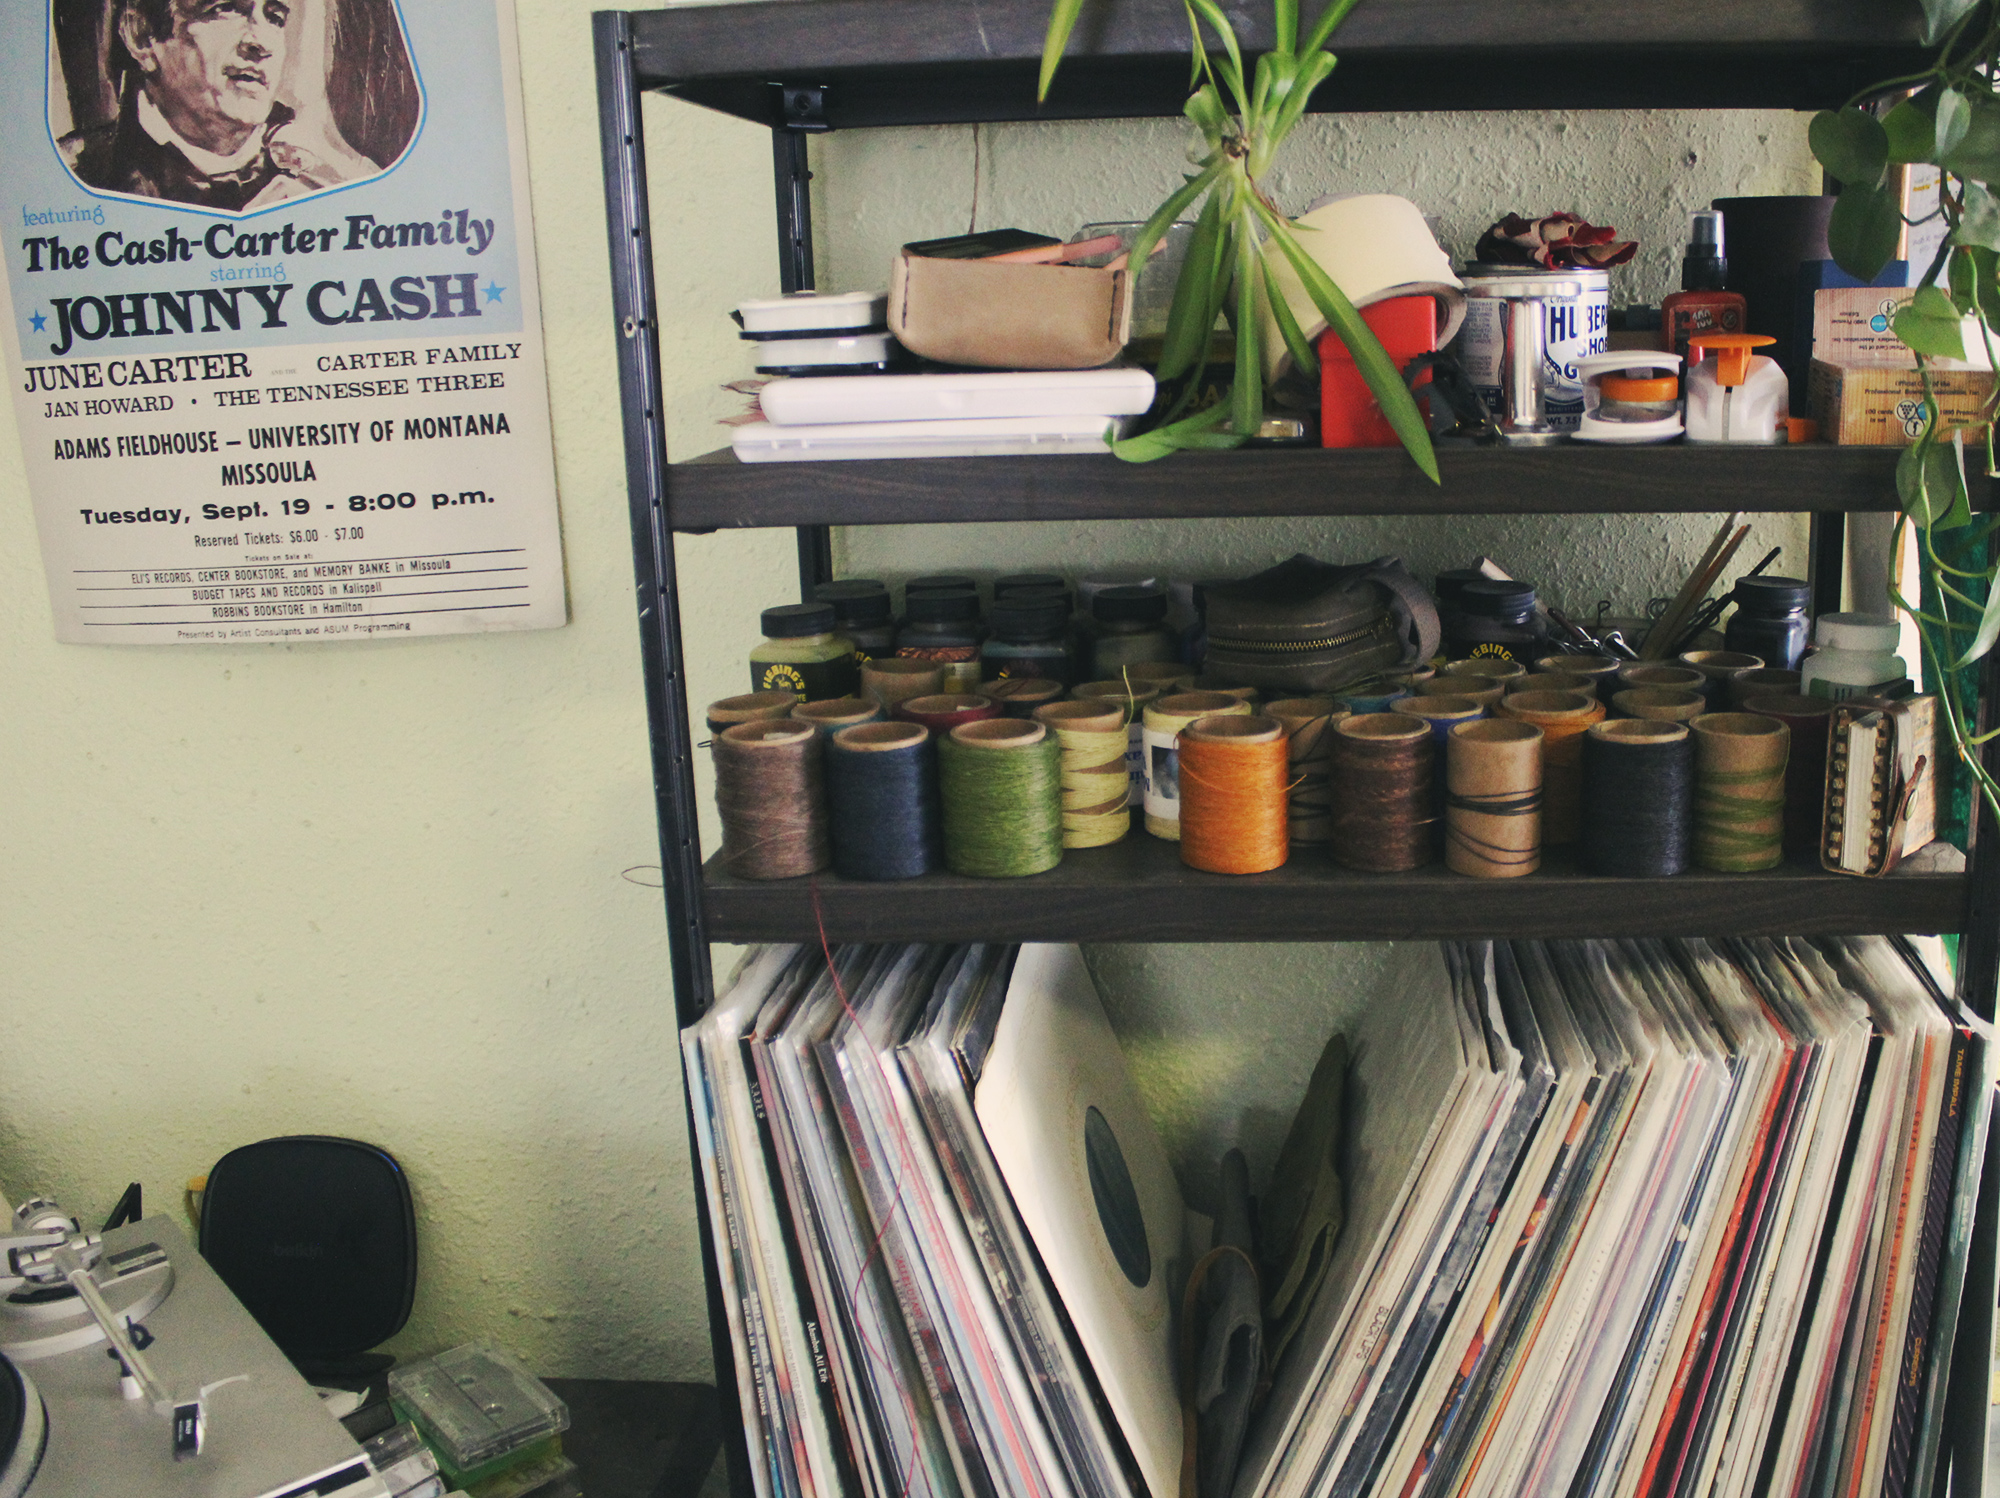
[685,936,1994,1498]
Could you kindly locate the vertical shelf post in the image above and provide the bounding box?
[772,93,835,599]
[595,20,748,1497]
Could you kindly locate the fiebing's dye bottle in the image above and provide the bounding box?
[750,603,859,701]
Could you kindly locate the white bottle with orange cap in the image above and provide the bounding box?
[1684,333,1787,444]
[1574,351,1683,443]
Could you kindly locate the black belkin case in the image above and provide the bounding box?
[198,1136,416,1368]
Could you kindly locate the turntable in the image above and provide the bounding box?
[0,1196,390,1498]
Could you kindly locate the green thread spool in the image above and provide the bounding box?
[1692,711,1790,872]
[938,719,1063,877]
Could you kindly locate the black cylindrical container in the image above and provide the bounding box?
[816,580,897,663]
[1442,578,1544,664]
[896,588,984,691]
[983,593,1077,684]
[1089,584,1176,680]
[1433,568,1486,614]
[995,573,1065,599]
[1724,575,1811,672]
[907,573,977,600]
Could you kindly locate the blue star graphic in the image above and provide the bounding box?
[483,281,506,305]
[28,310,45,333]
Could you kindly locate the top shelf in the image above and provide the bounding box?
[623,0,1932,127]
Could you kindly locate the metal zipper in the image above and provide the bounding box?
[1205,619,1386,654]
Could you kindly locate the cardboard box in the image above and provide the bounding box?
[888,250,1132,369]
[1807,358,1993,445]
[1812,285,1917,366]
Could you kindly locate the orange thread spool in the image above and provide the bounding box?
[1177,715,1290,874]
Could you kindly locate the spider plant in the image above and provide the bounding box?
[1811,0,2000,828]
[1038,0,1438,479]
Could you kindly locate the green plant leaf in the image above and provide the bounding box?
[1960,244,2000,329]
[1184,81,1230,144]
[1156,194,1230,383]
[1920,0,1980,45]
[1267,48,1337,146]
[1125,156,1225,300]
[1036,0,1087,103]
[1184,0,1249,117]
[1232,222,1263,441]
[1112,403,1235,462]
[1884,98,1938,164]
[1944,96,2000,182]
[1809,107,1889,187]
[1898,432,1967,525]
[1827,180,1902,281]
[1936,88,1971,160]
[1273,0,1298,54]
[1265,257,1319,377]
[1953,568,2000,667]
[1299,0,1362,57]
[1958,183,2000,253]
[1895,285,1968,359]
[1257,206,1439,482]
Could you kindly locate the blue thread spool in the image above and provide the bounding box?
[826,722,942,881]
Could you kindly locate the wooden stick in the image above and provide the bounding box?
[1652,524,1750,659]
[1642,512,1742,658]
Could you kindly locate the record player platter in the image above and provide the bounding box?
[0,1354,47,1498]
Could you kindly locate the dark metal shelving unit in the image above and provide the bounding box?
[593,5,2000,1492]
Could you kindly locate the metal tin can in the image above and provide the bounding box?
[1457,264,1610,432]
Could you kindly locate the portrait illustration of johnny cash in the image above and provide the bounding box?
[48,0,423,214]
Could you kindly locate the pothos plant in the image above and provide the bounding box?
[1810,0,2000,829]
[1037,0,1438,479]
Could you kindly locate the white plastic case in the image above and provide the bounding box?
[760,368,1156,426]
[732,414,1124,462]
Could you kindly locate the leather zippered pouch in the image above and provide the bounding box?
[1200,554,1440,694]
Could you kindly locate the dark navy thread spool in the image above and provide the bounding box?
[826,721,942,881]
[1581,718,1694,876]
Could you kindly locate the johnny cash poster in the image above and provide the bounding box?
[4,0,564,643]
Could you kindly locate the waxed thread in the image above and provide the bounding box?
[937,724,1063,876]
[1177,717,1290,875]
[1696,766,1788,869]
[1265,698,1342,845]
[1035,701,1132,848]
[826,723,940,880]
[712,720,830,879]
[1142,692,1253,841]
[1581,724,1693,876]
[1330,715,1434,872]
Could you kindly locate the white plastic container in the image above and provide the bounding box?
[1683,335,1786,444]
[760,368,1155,426]
[732,413,1125,462]
[734,290,887,337]
[1800,613,1908,700]
[1574,351,1683,444]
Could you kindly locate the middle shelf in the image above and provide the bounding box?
[702,839,1967,943]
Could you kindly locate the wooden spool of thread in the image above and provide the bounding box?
[1186,676,1260,703]
[1728,667,1802,709]
[1617,662,1705,697]
[1338,682,1411,714]
[983,677,1066,718]
[1400,694,1488,836]
[826,722,941,880]
[1498,690,1605,845]
[1537,653,1621,689]
[1264,697,1346,845]
[1691,711,1791,872]
[937,719,1063,877]
[1142,691,1253,840]
[862,658,946,711]
[1678,649,1764,708]
[1612,687,1706,723]
[1033,700,1133,848]
[1426,675,1507,711]
[1743,693,1836,859]
[712,719,830,880]
[1517,670,1594,698]
[1445,718,1543,878]
[1330,713,1434,872]
[1581,718,1693,876]
[1178,715,1290,874]
[792,696,880,736]
[896,693,997,733]
[1445,657,1527,681]
[1121,662,1198,694]
[1073,678,1162,809]
[706,691,797,736]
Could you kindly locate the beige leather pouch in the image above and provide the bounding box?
[888,249,1132,368]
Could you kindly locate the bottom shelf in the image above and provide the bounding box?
[701,836,1968,943]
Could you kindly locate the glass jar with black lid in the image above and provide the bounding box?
[1089,584,1176,679]
[1724,575,1811,672]
[895,587,985,691]
[982,592,1077,684]
[1441,578,1544,664]
[814,579,896,664]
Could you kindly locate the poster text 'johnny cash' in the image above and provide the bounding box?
[20,207,501,355]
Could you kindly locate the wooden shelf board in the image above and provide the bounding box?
[668,445,1967,531]
[626,0,1930,124]
[701,839,1966,943]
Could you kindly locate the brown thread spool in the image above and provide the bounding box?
[1330,713,1434,872]
[1427,675,1507,711]
[1498,689,1605,845]
[1033,700,1133,848]
[1743,693,1835,859]
[1265,697,1347,845]
[1445,657,1527,681]
[705,691,797,736]
[1142,692,1254,839]
[983,677,1066,718]
[862,658,946,711]
[1516,670,1594,698]
[1692,711,1790,872]
[1121,662,1198,694]
[1537,654,1621,688]
[1178,715,1290,874]
[1728,667,1802,709]
[1186,676,1261,703]
[1618,662,1706,696]
[1611,687,1707,723]
[896,693,997,733]
[1445,718,1543,878]
[792,696,881,735]
[712,719,830,880]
